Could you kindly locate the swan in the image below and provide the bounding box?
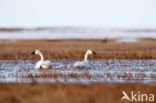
[73,49,96,69]
[31,49,52,69]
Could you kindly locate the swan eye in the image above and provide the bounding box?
[92,51,96,55]
[31,51,35,55]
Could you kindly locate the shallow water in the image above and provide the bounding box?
[0,59,156,83]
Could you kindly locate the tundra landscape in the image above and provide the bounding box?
[0,28,156,103]
[1,0,156,102]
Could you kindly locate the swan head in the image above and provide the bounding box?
[87,49,96,55]
[31,49,41,55]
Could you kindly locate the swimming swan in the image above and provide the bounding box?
[31,50,52,69]
[73,50,96,69]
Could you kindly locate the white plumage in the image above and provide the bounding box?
[73,61,91,69]
[73,50,96,69]
[31,50,52,69]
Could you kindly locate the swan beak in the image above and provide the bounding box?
[92,51,96,55]
[31,51,35,55]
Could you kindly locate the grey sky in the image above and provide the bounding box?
[0,0,156,28]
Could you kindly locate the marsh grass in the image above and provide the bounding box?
[20,72,91,79]
[0,83,156,103]
[0,39,156,59]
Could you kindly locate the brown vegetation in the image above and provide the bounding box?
[0,83,155,103]
[21,72,91,79]
[0,39,156,59]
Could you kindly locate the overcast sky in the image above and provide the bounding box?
[0,0,156,28]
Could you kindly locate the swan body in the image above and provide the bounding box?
[31,50,52,69]
[74,61,91,69]
[73,50,96,69]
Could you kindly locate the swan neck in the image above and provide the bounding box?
[39,53,44,61]
[84,52,88,62]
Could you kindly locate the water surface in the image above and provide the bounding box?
[0,59,156,83]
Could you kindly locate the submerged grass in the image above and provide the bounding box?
[21,72,91,79]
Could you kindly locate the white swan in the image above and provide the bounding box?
[73,49,96,69]
[31,50,52,69]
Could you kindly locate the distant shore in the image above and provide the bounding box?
[0,28,156,39]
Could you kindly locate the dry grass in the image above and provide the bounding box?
[0,83,156,103]
[0,39,156,59]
